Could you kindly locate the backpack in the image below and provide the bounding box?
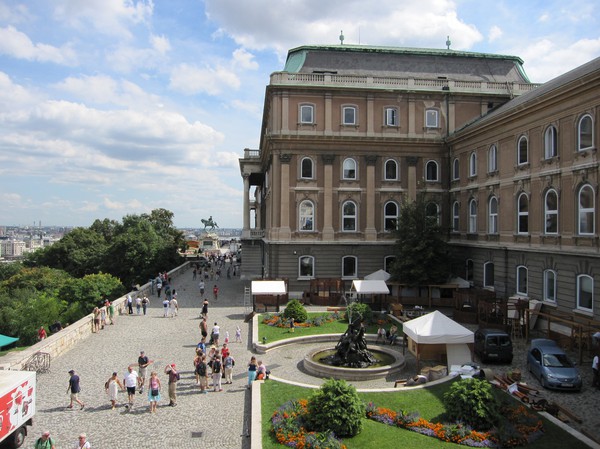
[212,360,221,373]
[196,363,206,377]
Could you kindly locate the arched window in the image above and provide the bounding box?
[384,159,398,180]
[384,201,399,231]
[426,202,439,224]
[577,274,593,311]
[299,200,314,231]
[544,189,558,234]
[300,157,313,179]
[452,201,460,231]
[469,151,477,177]
[517,193,529,234]
[300,104,314,124]
[342,256,357,278]
[543,269,556,302]
[488,196,498,234]
[342,158,357,180]
[544,125,558,159]
[342,200,357,231]
[488,144,497,173]
[425,160,438,181]
[578,185,595,235]
[468,199,477,233]
[452,158,459,180]
[517,265,528,296]
[578,114,594,151]
[517,135,528,165]
[484,262,495,288]
[299,256,314,278]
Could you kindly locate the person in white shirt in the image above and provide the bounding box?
[123,366,140,408]
[169,297,178,317]
[211,323,220,346]
[593,354,599,389]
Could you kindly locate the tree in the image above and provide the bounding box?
[389,196,452,286]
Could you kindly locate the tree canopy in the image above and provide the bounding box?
[389,197,452,286]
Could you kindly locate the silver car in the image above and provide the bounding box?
[526,339,582,391]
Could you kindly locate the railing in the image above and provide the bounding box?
[250,229,265,238]
[243,148,261,158]
[270,72,540,96]
[23,351,51,373]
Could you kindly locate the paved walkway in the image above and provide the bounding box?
[29,265,255,449]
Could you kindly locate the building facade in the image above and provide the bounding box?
[239,44,599,320]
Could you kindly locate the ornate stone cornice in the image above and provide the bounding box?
[321,154,335,164]
[406,156,419,166]
[280,154,292,163]
[365,155,378,166]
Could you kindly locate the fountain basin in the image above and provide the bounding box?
[304,345,405,381]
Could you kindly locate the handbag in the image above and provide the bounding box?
[151,388,159,396]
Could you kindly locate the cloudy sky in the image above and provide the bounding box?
[1,0,599,228]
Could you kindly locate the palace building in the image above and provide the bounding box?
[239,44,600,321]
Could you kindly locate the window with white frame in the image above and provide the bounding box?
[517,265,528,296]
[452,201,459,231]
[342,158,357,180]
[299,200,314,231]
[578,114,593,151]
[426,202,439,224]
[544,125,558,159]
[384,201,399,231]
[517,136,528,165]
[544,189,558,234]
[342,256,357,278]
[425,109,438,128]
[384,159,398,180]
[425,160,438,181]
[577,274,593,311]
[384,256,396,273]
[342,106,357,125]
[385,107,398,126]
[517,193,529,234]
[484,261,494,288]
[543,269,556,302]
[300,157,313,179]
[342,200,357,231]
[578,184,595,235]
[488,196,498,234]
[300,104,314,124]
[452,158,459,180]
[468,199,477,233]
[299,256,314,278]
[469,151,477,177]
[488,144,498,173]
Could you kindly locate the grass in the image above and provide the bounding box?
[258,312,391,343]
[261,380,581,449]
[0,346,27,357]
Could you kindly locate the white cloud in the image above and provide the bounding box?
[150,34,171,55]
[169,63,241,95]
[103,197,144,211]
[0,72,39,110]
[0,25,77,64]
[232,48,258,70]
[488,25,503,42]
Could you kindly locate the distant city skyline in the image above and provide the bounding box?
[1,0,599,228]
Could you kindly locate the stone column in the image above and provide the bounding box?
[279,154,292,239]
[408,95,416,137]
[407,156,419,201]
[367,94,374,136]
[242,173,250,238]
[322,154,335,240]
[281,92,289,133]
[364,155,377,240]
[325,93,332,136]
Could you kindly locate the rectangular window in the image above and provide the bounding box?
[425,109,438,128]
[577,275,593,311]
[343,107,356,125]
[484,263,494,288]
[385,108,398,126]
[300,105,314,124]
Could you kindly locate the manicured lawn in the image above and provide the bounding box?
[258,312,392,343]
[261,380,580,449]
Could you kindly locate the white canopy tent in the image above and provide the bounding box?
[350,280,390,294]
[402,310,474,370]
[251,280,287,312]
[364,269,391,281]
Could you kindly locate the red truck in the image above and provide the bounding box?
[0,371,35,448]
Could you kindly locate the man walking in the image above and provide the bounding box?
[123,366,140,409]
[66,370,84,410]
[138,351,150,394]
[166,364,179,406]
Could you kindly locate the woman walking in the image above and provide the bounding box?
[105,372,124,410]
[147,371,161,413]
[247,356,258,389]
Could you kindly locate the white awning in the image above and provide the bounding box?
[350,280,390,294]
[251,280,287,295]
[364,269,391,281]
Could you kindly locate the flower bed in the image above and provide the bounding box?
[262,312,341,328]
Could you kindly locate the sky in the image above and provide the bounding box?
[0,0,599,229]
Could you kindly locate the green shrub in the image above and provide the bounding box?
[344,302,373,323]
[305,378,365,437]
[442,378,500,430]
[283,299,308,323]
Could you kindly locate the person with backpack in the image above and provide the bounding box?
[35,430,56,449]
[196,355,209,394]
[211,354,223,392]
[223,352,235,385]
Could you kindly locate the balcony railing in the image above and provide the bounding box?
[243,148,261,159]
[270,72,540,96]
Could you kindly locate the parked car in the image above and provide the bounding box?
[526,338,582,391]
[474,329,513,363]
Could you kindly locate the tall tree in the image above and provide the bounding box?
[389,196,452,286]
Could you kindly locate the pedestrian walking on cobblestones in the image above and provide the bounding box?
[211,322,220,346]
[138,351,150,393]
[223,353,235,384]
[198,280,205,297]
[123,366,140,409]
[107,301,115,325]
[200,316,208,339]
[247,356,257,388]
[235,325,242,343]
[196,355,209,394]
[104,372,124,409]
[66,370,85,410]
[74,433,90,449]
[142,296,149,315]
[34,430,56,449]
[211,354,223,392]
[126,294,134,314]
[213,284,219,301]
[165,364,179,406]
[201,299,209,318]
[162,298,169,317]
[147,371,161,413]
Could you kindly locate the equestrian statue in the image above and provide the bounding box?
[201,216,219,231]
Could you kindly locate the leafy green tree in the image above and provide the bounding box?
[59,273,125,323]
[389,196,452,286]
[443,378,500,430]
[283,299,308,323]
[1,266,72,294]
[0,262,23,282]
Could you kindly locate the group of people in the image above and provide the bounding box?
[34,430,90,449]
